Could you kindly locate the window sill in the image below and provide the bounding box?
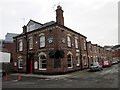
[76,64,80,66]
[18,68,23,70]
[18,51,23,52]
[68,67,73,69]
[29,48,33,50]
[39,68,46,70]
[39,47,45,49]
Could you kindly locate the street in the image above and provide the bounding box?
[1,64,119,88]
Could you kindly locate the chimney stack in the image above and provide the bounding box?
[22,25,27,33]
[56,5,64,26]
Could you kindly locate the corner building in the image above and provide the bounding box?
[13,6,88,74]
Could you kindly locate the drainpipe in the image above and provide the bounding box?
[23,25,28,74]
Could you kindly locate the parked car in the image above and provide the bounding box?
[90,62,103,71]
[0,70,6,76]
[112,60,118,65]
[117,59,120,63]
[102,61,112,68]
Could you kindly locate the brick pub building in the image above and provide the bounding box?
[13,5,112,74]
[13,6,89,74]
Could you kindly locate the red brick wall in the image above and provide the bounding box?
[13,25,87,73]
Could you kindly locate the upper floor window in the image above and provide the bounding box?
[94,46,97,53]
[18,40,23,51]
[75,37,78,49]
[90,45,92,52]
[67,36,71,47]
[27,23,35,32]
[39,34,45,48]
[84,40,86,50]
[29,37,33,49]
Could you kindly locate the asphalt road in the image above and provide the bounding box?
[1,64,119,88]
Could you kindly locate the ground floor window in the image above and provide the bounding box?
[39,54,47,70]
[34,61,38,69]
[83,56,87,65]
[14,62,17,67]
[67,54,73,68]
[76,56,80,66]
[18,58,23,69]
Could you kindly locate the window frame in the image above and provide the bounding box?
[18,58,23,69]
[67,36,72,48]
[29,37,33,50]
[39,53,47,70]
[83,40,86,50]
[67,54,73,68]
[18,40,23,51]
[76,55,80,66]
[83,56,87,65]
[75,37,78,49]
[39,34,45,48]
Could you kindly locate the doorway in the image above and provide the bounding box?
[26,53,34,74]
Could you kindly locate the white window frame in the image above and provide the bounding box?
[83,40,86,50]
[75,37,78,49]
[39,53,47,70]
[29,37,33,49]
[67,36,71,47]
[40,35,45,48]
[34,61,38,69]
[76,55,80,66]
[83,56,87,65]
[18,58,23,69]
[67,54,73,68]
[18,40,23,51]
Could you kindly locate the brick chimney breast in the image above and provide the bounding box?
[56,5,64,26]
[22,25,27,33]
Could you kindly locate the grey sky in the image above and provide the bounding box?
[0,0,119,46]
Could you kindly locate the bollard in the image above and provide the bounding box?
[18,74,22,81]
[5,72,8,81]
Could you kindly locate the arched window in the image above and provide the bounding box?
[39,52,47,70]
[67,54,73,68]
[18,40,23,51]
[40,35,45,48]
[29,37,33,49]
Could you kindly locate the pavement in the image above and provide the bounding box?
[10,73,72,80]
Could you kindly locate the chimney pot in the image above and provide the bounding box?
[56,5,64,26]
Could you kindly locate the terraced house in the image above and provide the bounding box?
[13,5,112,74]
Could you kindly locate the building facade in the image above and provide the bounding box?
[13,6,89,74]
[13,5,115,74]
[112,45,120,60]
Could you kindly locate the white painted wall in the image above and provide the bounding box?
[0,52,10,63]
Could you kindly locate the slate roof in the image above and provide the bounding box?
[112,45,120,50]
[14,20,86,38]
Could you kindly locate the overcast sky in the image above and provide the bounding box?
[0,0,119,46]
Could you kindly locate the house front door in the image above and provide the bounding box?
[30,59,33,74]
